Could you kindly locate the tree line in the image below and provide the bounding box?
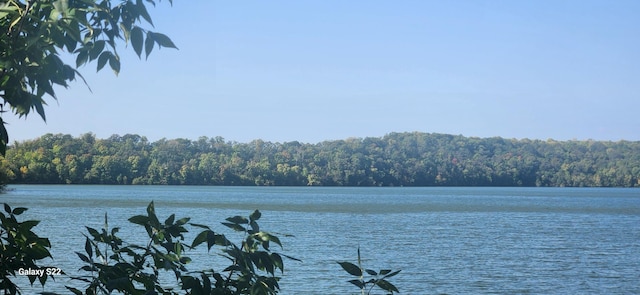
[2,132,639,187]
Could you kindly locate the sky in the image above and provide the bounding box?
[5,0,640,144]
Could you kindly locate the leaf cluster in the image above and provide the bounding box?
[0,0,177,155]
[0,203,53,295]
[338,248,401,295]
[68,202,191,295]
[1,201,404,294]
[65,202,298,295]
[187,209,300,295]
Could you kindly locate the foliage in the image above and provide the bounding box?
[3,132,640,187]
[187,209,300,295]
[0,203,53,295]
[67,203,189,294]
[0,0,177,155]
[0,201,403,294]
[338,248,401,295]
[64,201,297,295]
[0,155,10,191]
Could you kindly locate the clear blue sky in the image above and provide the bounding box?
[7,0,640,144]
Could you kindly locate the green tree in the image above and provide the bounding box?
[0,0,177,155]
[4,132,640,187]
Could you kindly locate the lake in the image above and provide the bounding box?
[2,185,640,294]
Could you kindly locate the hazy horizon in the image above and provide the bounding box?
[10,130,638,146]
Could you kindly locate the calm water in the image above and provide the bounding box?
[2,185,640,294]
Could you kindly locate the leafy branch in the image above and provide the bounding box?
[0,0,177,155]
[338,248,401,295]
[0,203,53,295]
[67,202,299,295]
[1,201,403,295]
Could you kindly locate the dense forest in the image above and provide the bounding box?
[1,132,639,187]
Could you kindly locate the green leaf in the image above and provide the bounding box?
[174,240,182,256]
[188,223,211,230]
[130,26,144,58]
[376,279,399,293]
[348,279,364,289]
[65,33,77,52]
[66,286,83,295]
[24,246,51,262]
[381,269,401,278]
[192,229,228,250]
[60,19,82,43]
[119,22,130,43]
[109,54,120,75]
[75,50,89,68]
[225,215,248,224]
[19,219,40,230]
[221,222,245,232]
[0,120,6,155]
[84,237,93,258]
[76,252,91,263]
[165,213,175,225]
[191,231,209,248]
[12,207,27,215]
[86,227,100,239]
[28,274,37,285]
[365,269,377,276]
[271,253,283,272]
[80,265,97,272]
[144,200,154,213]
[89,40,105,61]
[33,97,47,121]
[144,31,154,59]
[96,51,111,72]
[150,32,177,49]
[268,233,282,247]
[49,25,67,49]
[105,276,134,292]
[212,233,229,247]
[249,220,259,233]
[338,261,362,277]
[175,217,190,226]
[136,0,154,26]
[128,215,149,225]
[146,201,158,223]
[249,210,261,222]
[0,4,19,19]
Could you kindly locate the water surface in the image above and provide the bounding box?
[2,185,639,294]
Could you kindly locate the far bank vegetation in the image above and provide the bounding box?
[2,132,639,187]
